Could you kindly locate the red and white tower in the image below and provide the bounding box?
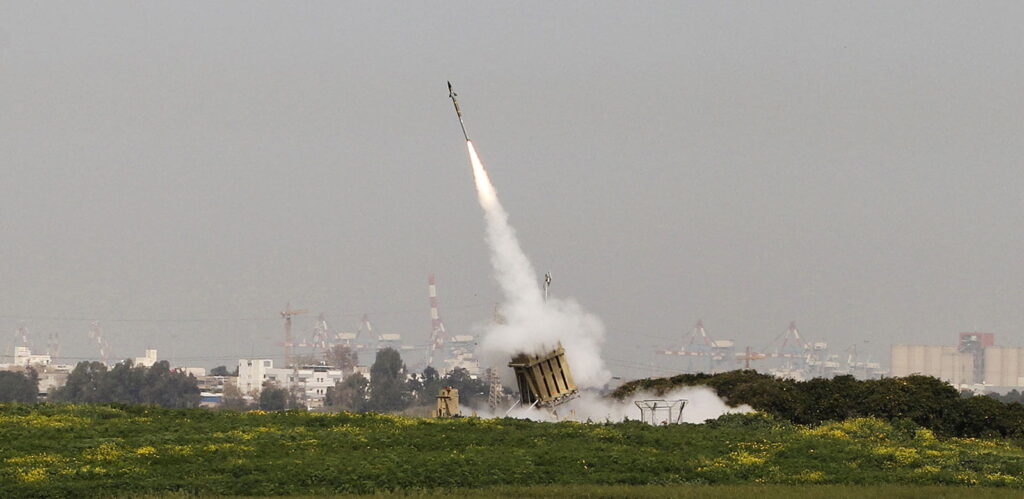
[427,274,448,367]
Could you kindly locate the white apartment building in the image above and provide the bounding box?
[237,359,348,409]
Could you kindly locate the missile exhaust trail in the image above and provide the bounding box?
[446,81,611,389]
[448,81,470,141]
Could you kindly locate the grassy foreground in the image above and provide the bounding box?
[348,484,1024,498]
[2,404,1024,497]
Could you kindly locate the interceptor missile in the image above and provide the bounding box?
[448,81,469,141]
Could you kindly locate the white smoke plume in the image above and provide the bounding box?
[470,386,753,424]
[462,141,750,424]
[465,141,610,388]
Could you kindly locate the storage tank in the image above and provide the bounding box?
[891,344,973,385]
[890,345,910,377]
[984,347,1024,387]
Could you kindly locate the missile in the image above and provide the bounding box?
[448,81,470,141]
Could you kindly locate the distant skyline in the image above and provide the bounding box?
[2,3,1022,378]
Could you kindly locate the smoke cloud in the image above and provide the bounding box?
[462,142,752,425]
[465,141,610,388]
[472,386,754,424]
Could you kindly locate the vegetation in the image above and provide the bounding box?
[987,389,1024,405]
[208,365,237,377]
[325,344,359,373]
[0,369,38,403]
[49,360,200,408]
[613,371,1024,439]
[348,484,1024,498]
[320,348,491,413]
[326,372,369,412]
[367,348,410,412]
[1,404,1023,496]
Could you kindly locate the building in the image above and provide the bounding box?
[441,335,480,376]
[11,346,52,368]
[36,365,72,397]
[891,333,1024,390]
[236,358,348,409]
[134,349,158,368]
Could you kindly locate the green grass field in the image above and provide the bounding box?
[2,404,1023,497]
[351,484,1024,498]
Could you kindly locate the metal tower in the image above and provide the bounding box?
[427,274,448,367]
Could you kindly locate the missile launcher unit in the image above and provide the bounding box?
[508,344,578,408]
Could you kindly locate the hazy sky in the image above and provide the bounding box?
[1,2,1022,377]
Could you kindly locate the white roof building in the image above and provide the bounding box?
[236,358,348,409]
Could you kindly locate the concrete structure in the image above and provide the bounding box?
[435,387,460,418]
[984,347,1024,388]
[440,334,480,376]
[11,346,52,368]
[236,358,347,409]
[37,365,71,396]
[134,349,158,368]
[890,344,975,385]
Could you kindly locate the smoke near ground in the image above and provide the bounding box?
[465,141,610,389]
[473,386,753,424]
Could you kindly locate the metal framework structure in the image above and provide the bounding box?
[634,399,687,425]
[658,320,736,373]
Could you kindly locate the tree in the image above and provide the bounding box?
[220,383,250,410]
[367,348,410,412]
[50,360,200,408]
[209,365,231,376]
[0,369,38,402]
[442,367,488,408]
[140,361,201,408]
[259,384,289,411]
[325,344,358,373]
[51,361,107,403]
[325,372,368,411]
[411,366,445,407]
[99,360,146,404]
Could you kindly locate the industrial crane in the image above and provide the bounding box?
[281,303,309,368]
[658,320,736,373]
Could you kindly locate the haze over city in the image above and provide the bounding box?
[2,3,1022,378]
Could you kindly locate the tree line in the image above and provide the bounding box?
[245,347,492,412]
[613,369,1024,439]
[0,360,202,408]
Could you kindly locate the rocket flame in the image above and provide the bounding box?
[465,140,610,388]
[467,141,497,207]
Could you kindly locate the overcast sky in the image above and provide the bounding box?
[1,2,1021,377]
